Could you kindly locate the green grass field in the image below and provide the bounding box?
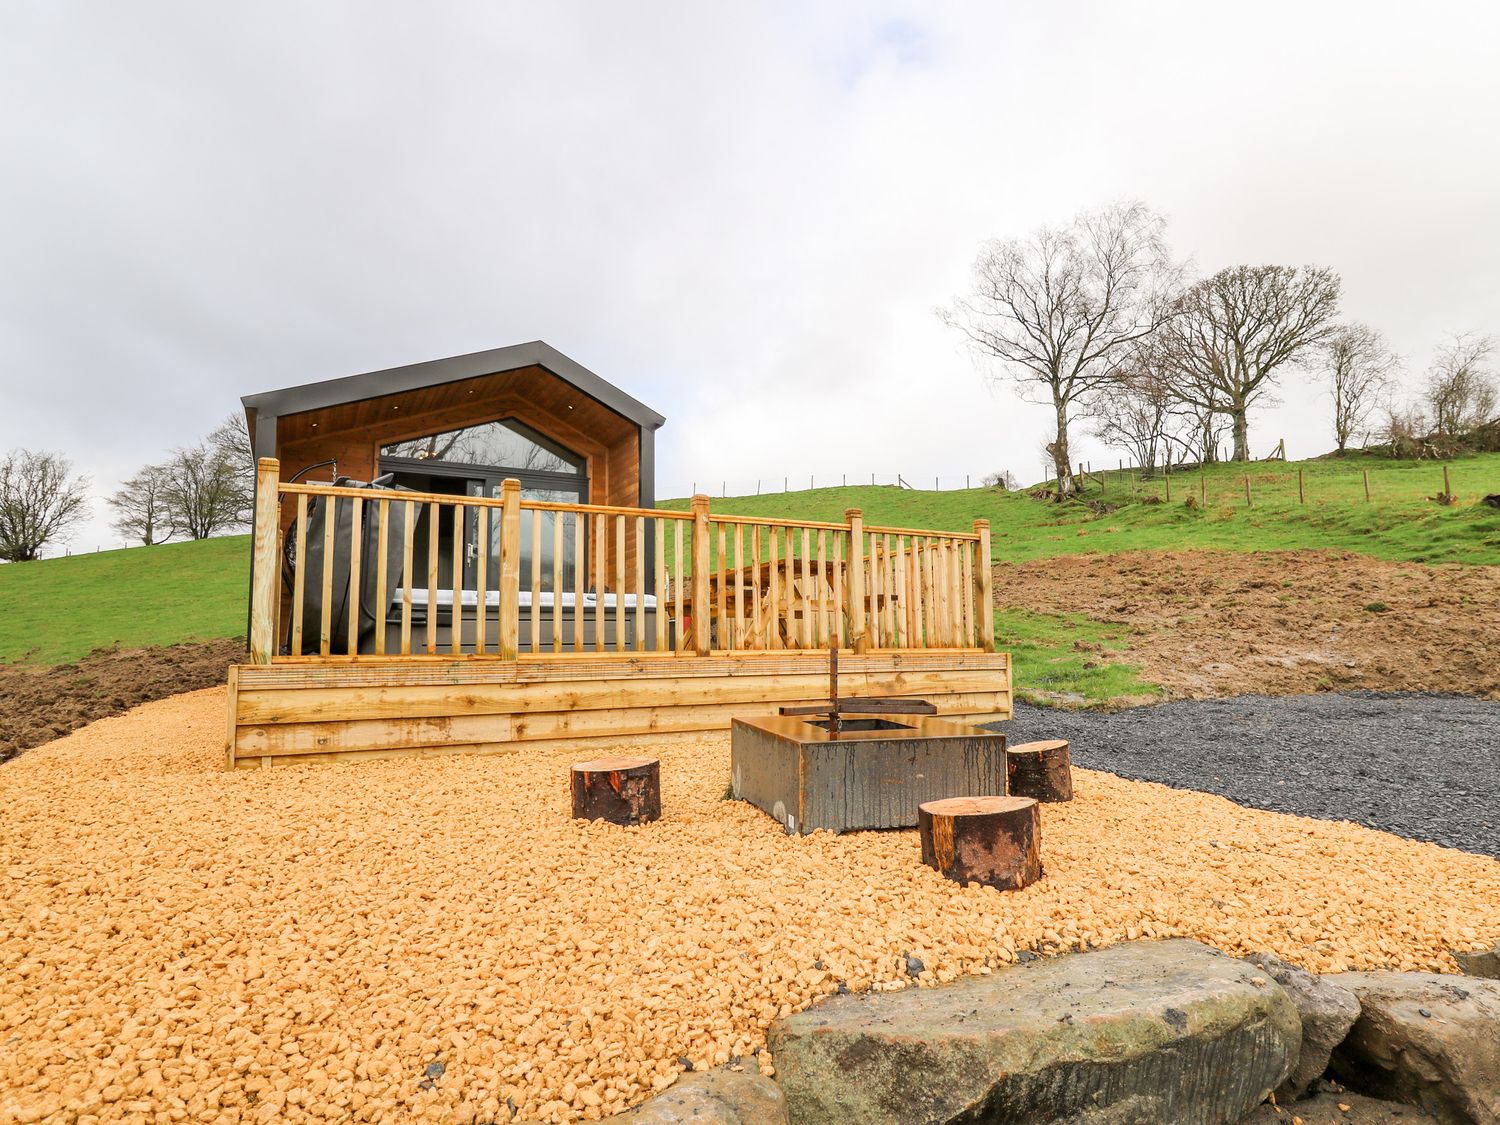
[0,536,250,664]
[3,454,1496,701]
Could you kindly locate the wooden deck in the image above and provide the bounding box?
[231,458,1009,769]
[227,650,1010,769]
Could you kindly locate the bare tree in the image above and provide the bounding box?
[941,201,1181,499]
[0,449,91,562]
[108,462,177,546]
[161,441,251,540]
[1323,324,1400,453]
[1425,334,1496,435]
[1090,342,1173,473]
[1159,265,1341,461]
[208,412,257,523]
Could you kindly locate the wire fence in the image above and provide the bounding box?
[683,473,997,497]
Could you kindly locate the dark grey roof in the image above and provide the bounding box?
[241,340,665,430]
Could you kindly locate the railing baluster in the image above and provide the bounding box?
[732,523,744,651]
[348,496,363,656]
[594,512,607,653]
[530,508,542,655]
[635,515,646,652]
[373,498,388,657]
[473,505,487,655]
[400,501,415,655]
[552,510,564,654]
[750,525,763,648]
[845,509,865,653]
[291,494,309,657]
[960,535,973,646]
[450,502,463,655]
[426,502,439,654]
[715,521,727,652]
[614,514,627,652]
[974,520,994,651]
[893,535,906,648]
[654,518,667,653]
[766,525,780,650]
[815,529,827,648]
[673,519,685,653]
[831,530,844,647]
[798,526,811,649]
[573,513,585,653]
[319,497,335,656]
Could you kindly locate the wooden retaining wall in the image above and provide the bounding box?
[226,651,1011,770]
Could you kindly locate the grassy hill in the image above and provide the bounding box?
[2,452,1496,672]
[0,536,250,664]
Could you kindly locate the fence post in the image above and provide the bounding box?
[691,494,712,654]
[846,508,867,653]
[249,457,282,664]
[1244,475,1253,508]
[1200,475,1206,506]
[1164,467,1171,502]
[1298,469,1305,504]
[1443,465,1452,499]
[498,479,522,660]
[973,519,994,651]
[1362,469,1371,502]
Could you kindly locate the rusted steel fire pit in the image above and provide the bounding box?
[730,712,1008,835]
[730,644,1006,834]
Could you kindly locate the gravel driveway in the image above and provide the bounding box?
[995,692,1500,859]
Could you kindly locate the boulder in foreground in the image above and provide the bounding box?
[1244,952,1361,1101]
[1329,972,1500,1125]
[605,1066,787,1123]
[768,939,1300,1124]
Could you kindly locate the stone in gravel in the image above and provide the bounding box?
[1244,952,1362,1101]
[768,939,1300,1125]
[603,1066,787,1123]
[1452,942,1500,980]
[905,953,926,977]
[1328,972,1500,1123]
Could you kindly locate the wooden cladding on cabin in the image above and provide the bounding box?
[226,651,1012,770]
[251,459,996,664]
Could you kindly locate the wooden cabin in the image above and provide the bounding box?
[228,341,1010,769]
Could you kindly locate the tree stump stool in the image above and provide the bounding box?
[1006,739,1073,802]
[570,757,661,825]
[918,796,1042,891]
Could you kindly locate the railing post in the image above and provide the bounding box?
[498,479,521,660]
[974,519,994,651]
[249,457,281,664]
[691,494,712,654]
[845,508,867,653]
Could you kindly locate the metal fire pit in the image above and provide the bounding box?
[730,713,1007,835]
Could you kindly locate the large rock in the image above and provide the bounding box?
[1244,952,1362,1101]
[768,939,1300,1124]
[605,1065,787,1123]
[1329,972,1500,1125]
[1453,944,1500,981]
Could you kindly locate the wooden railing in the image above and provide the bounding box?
[248,458,993,663]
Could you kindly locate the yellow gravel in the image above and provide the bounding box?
[3,688,1497,1125]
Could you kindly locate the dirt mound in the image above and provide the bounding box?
[996,550,1500,701]
[0,638,242,764]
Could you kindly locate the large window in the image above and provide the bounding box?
[380,418,588,594]
[382,419,584,476]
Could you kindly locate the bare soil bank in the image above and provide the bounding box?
[996,550,1500,700]
[0,638,242,764]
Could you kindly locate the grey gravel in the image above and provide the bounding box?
[993,692,1499,858]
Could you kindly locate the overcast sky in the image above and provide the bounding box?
[3,1,1497,553]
